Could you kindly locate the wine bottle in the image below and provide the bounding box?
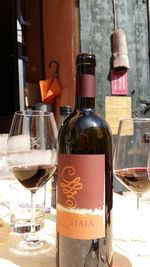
[56,53,113,267]
[59,106,73,129]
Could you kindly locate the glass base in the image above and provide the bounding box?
[9,232,52,255]
[115,238,150,257]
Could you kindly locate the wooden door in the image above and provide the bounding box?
[79,0,150,192]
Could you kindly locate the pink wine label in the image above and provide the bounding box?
[57,154,105,239]
[76,74,95,97]
[111,69,128,95]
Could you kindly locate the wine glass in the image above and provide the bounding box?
[113,118,150,256]
[7,110,58,254]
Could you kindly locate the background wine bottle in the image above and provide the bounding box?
[57,53,113,267]
[58,106,73,129]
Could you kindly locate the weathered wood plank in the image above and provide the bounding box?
[80,0,113,115]
[117,0,150,116]
[80,0,150,117]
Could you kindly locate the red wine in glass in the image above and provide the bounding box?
[11,163,56,192]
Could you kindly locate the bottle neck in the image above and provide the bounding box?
[75,73,96,110]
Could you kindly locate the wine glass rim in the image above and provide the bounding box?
[14,110,54,117]
[120,117,150,122]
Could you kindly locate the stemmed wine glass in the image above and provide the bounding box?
[113,118,150,256]
[7,110,58,254]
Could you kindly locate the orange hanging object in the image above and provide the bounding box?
[39,76,62,103]
[39,61,62,104]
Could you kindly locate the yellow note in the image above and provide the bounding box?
[105,96,132,135]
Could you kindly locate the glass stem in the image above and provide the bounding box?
[137,194,141,211]
[31,191,36,234]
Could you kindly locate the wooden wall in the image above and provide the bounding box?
[80,0,150,118]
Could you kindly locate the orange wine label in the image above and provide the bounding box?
[57,209,105,239]
[57,154,105,239]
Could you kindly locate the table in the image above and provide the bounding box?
[0,217,56,267]
[113,191,150,267]
[0,179,150,266]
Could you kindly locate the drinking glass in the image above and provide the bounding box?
[113,118,150,256]
[7,110,58,254]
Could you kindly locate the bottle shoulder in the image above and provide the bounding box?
[60,110,111,136]
[59,110,112,154]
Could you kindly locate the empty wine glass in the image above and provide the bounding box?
[113,118,150,256]
[7,110,58,254]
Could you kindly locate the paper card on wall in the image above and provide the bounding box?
[111,69,128,95]
[105,96,132,135]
